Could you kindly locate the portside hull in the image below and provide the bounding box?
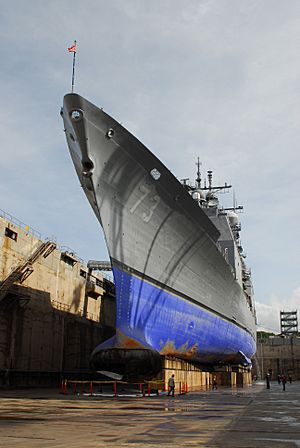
[112,264,255,363]
[91,262,255,374]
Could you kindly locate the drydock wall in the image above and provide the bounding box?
[254,336,300,380]
[0,211,115,385]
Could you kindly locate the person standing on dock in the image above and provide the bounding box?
[167,374,175,397]
[281,374,287,391]
[212,375,217,389]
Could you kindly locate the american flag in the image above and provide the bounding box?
[68,41,77,53]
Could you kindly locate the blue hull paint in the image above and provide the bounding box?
[113,266,256,364]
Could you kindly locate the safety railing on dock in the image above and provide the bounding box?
[0,208,42,239]
[60,379,188,397]
[0,207,113,283]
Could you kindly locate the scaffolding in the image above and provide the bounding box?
[280,310,298,336]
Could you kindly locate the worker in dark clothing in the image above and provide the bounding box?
[212,375,217,389]
[281,374,287,391]
[167,374,175,397]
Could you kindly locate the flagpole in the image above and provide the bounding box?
[71,40,77,93]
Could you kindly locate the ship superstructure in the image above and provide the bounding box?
[181,158,255,315]
[61,93,256,378]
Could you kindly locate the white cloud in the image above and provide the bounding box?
[256,288,300,333]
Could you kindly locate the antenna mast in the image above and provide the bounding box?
[195,157,202,188]
[207,170,213,191]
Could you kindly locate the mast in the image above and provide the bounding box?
[67,40,77,93]
[195,157,202,188]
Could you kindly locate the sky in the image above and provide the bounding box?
[1,0,300,333]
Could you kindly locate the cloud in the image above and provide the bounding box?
[256,288,300,333]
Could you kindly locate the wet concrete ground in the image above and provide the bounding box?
[0,381,299,447]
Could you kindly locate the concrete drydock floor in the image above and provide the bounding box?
[0,381,299,447]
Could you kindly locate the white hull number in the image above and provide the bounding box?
[130,183,160,223]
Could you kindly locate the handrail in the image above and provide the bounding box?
[0,208,42,239]
[0,207,113,283]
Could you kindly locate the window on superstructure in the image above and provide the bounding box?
[5,227,18,242]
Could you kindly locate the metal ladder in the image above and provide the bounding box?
[0,239,56,303]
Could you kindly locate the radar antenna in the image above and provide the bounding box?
[207,170,213,191]
[195,157,202,188]
[201,170,232,193]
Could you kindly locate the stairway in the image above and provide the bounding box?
[0,240,56,303]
